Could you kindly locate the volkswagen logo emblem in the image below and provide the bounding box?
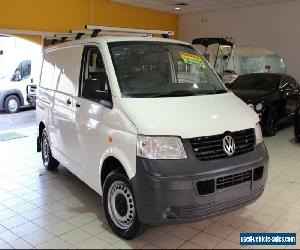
[223,135,236,157]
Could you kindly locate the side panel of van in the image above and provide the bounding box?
[39,42,138,195]
[49,46,83,174]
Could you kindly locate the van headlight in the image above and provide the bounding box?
[255,123,263,145]
[137,135,187,159]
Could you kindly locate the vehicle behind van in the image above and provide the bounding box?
[37,28,269,239]
[0,60,36,113]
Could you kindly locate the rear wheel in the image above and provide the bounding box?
[4,95,20,114]
[264,107,278,136]
[103,171,142,240]
[41,129,59,170]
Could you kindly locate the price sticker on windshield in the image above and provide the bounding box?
[180,52,205,67]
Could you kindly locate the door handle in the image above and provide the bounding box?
[76,103,81,108]
[66,99,72,105]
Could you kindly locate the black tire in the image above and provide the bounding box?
[295,107,300,142]
[4,95,20,114]
[41,129,59,170]
[103,171,142,240]
[264,107,278,137]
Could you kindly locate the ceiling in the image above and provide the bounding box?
[111,0,296,14]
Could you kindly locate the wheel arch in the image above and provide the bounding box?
[3,90,25,107]
[99,151,135,194]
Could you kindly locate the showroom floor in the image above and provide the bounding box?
[0,126,299,249]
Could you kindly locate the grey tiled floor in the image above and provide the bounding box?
[0,126,300,249]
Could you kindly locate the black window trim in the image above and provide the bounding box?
[79,45,113,109]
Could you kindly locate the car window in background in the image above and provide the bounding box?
[11,60,31,82]
[11,62,22,81]
[231,75,279,90]
[21,60,31,79]
[109,42,226,98]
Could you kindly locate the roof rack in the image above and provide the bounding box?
[44,32,90,45]
[44,25,174,46]
[85,25,174,37]
[0,26,174,46]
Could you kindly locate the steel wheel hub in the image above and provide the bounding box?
[107,181,135,230]
[42,136,50,165]
[8,99,18,112]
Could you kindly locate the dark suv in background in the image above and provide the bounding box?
[230,73,300,136]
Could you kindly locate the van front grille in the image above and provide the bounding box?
[216,170,252,190]
[190,129,255,161]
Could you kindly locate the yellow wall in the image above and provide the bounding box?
[0,0,178,44]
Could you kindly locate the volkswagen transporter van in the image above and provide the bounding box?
[37,27,269,239]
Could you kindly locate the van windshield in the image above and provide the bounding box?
[109,42,226,98]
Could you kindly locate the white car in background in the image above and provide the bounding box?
[0,60,36,113]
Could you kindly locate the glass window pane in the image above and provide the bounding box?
[109,42,225,97]
[239,56,263,75]
[82,48,108,101]
[265,54,286,74]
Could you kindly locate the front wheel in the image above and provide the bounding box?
[264,107,278,136]
[41,129,59,170]
[103,171,142,240]
[4,95,20,114]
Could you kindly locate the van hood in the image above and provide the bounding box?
[119,92,259,139]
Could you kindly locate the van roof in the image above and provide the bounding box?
[45,36,191,51]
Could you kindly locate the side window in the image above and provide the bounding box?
[11,60,31,81]
[11,63,22,81]
[80,47,112,106]
[21,61,31,79]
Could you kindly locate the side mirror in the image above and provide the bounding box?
[83,74,112,108]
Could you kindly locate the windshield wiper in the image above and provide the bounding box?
[148,90,202,98]
[125,89,227,98]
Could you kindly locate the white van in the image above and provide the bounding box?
[0,60,36,113]
[37,30,269,239]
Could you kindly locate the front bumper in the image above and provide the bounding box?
[131,143,269,225]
